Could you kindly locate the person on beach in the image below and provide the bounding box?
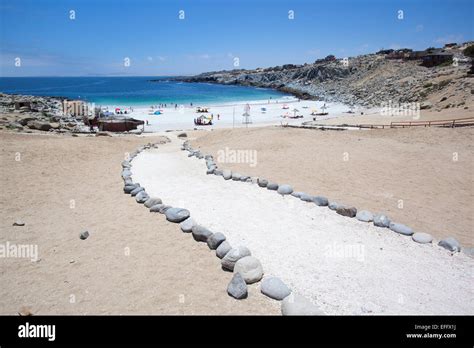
[217,114,220,120]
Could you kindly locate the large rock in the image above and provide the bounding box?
[313,196,328,206]
[221,246,251,271]
[124,184,139,193]
[149,204,164,212]
[336,206,357,218]
[234,256,263,284]
[281,293,325,315]
[207,232,226,250]
[130,186,144,196]
[122,169,132,178]
[27,120,52,131]
[165,208,190,223]
[135,191,149,203]
[214,169,223,176]
[389,222,413,236]
[328,201,340,210]
[373,214,391,227]
[300,193,314,202]
[144,197,162,208]
[227,273,248,299]
[180,217,195,233]
[291,191,304,198]
[267,182,278,190]
[158,205,172,213]
[412,232,433,244]
[260,277,291,300]
[231,173,242,181]
[191,225,213,242]
[216,241,232,258]
[438,237,461,252]
[223,170,232,180]
[121,160,131,168]
[356,210,374,222]
[257,178,268,187]
[79,230,89,240]
[277,185,293,195]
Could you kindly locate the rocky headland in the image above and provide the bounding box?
[175,43,474,111]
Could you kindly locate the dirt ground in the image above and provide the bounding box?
[191,126,474,248]
[0,132,279,315]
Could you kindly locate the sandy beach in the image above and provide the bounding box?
[111,98,373,132]
[0,132,279,315]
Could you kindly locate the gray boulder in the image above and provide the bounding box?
[438,237,461,252]
[191,225,213,242]
[291,191,304,198]
[240,176,250,182]
[122,169,132,178]
[206,168,215,175]
[207,232,226,250]
[135,191,149,203]
[144,197,162,208]
[214,169,223,176]
[160,205,172,213]
[221,246,251,271]
[234,256,263,284]
[149,204,164,212]
[412,232,433,244]
[356,210,374,222]
[313,196,328,206]
[130,186,144,196]
[281,293,325,315]
[165,208,190,223]
[231,173,242,181]
[389,222,413,236]
[336,206,357,218]
[216,241,232,258]
[13,220,25,226]
[300,193,314,202]
[328,201,340,210]
[227,273,248,299]
[79,230,89,240]
[277,185,293,195]
[257,178,268,187]
[121,160,131,168]
[27,120,52,131]
[180,217,196,233]
[267,182,278,190]
[373,214,391,227]
[260,277,291,300]
[223,170,232,180]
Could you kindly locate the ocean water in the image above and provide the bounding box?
[0,76,288,107]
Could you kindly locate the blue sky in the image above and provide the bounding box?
[0,0,472,76]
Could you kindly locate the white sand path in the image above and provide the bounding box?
[132,137,474,315]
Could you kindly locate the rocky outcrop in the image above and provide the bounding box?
[174,44,473,108]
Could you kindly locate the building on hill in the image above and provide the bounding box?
[421,52,454,67]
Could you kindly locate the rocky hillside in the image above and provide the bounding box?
[0,93,86,133]
[178,44,474,109]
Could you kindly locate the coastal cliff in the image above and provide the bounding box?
[175,44,474,109]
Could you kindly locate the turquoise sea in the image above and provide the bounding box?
[0,76,288,106]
